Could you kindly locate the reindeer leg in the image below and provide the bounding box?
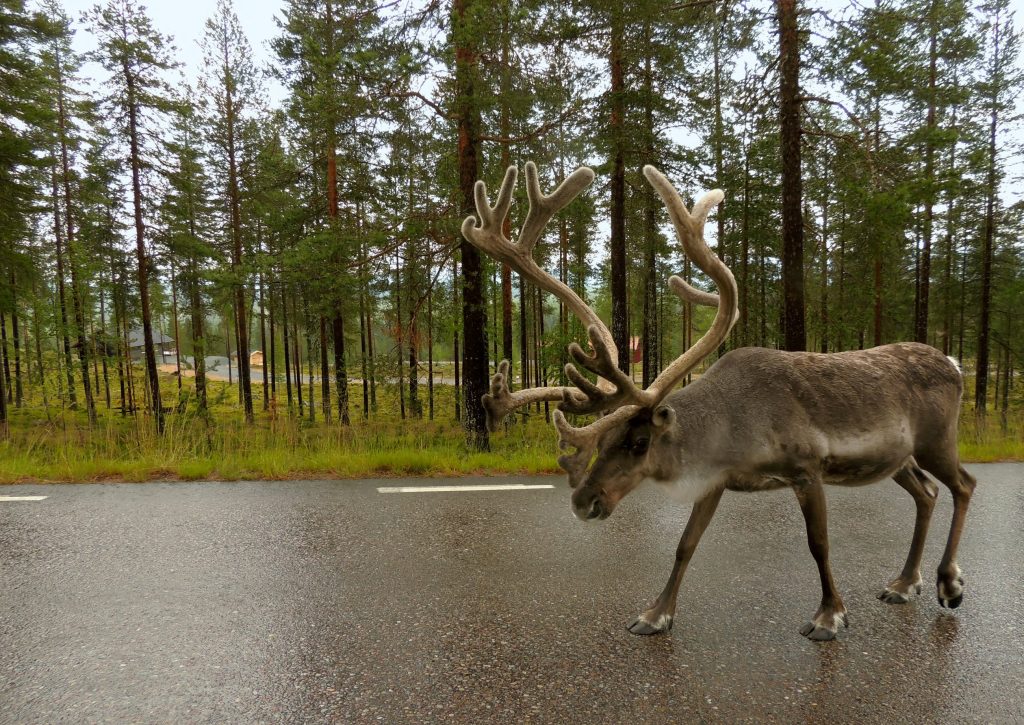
[879,464,937,604]
[794,479,848,641]
[627,486,724,636]
[921,457,976,609]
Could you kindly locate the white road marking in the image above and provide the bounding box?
[377,484,554,494]
[0,495,48,502]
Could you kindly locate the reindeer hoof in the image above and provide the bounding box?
[799,622,836,641]
[799,610,847,641]
[940,594,964,609]
[937,574,965,609]
[878,579,922,604]
[627,612,673,636]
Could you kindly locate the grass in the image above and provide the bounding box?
[0,365,1021,484]
[0,419,564,484]
[0,372,564,483]
[955,414,1024,463]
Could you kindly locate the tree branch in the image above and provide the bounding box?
[668,0,719,11]
[479,99,583,144]
[388,90,452,120]
[799,94,865,134]
[802,126,859,144]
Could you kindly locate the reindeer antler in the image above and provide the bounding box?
[481,360,585,433]
[461,162,620,431]
[558,325,646,415]
[640,166,738,398]
[550,167,738,468]
[462,162,736,486]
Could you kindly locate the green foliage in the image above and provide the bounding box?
[1,0,1022,461]
[0,370,563,482]
[0,0,56,289]
[0,364,1020,483]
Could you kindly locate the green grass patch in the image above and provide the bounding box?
[0,398,563,484]
[955,414,1024,462]
[1,366,1020,483]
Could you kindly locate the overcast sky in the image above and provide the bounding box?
[52,0,1024,201]
[60,0,287,101]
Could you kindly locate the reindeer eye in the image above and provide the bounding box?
[631,438,650,455]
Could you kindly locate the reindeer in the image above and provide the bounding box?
[462,162,974,641]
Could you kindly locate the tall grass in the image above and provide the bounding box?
[956,413,1024,462]
[1,368,1020,483]
[0,383,564,483]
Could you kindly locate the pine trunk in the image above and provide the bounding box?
[170,266,182,396]
[268,278,277,405]
[332,315,349,424]
[740,134,751,346]
[778,0,806,352]
[282,287,292,410]
[519,272,529,397]
[366,289,377,413]
[359,277,369,419]
[975,5,1007,414]
[499,6,514,367]
[320,316,331,423]
[819,165,830,353]
[304,302,315,422]
[125,72,163,431]
[260,275,269,411]
[712,4,727,355]
[453,0,488,449]
[396,256,405,421]
[52,172,76,409]
[641,28,657,386]
[221,39,253,423]
[942,101,958,356]
[98,289,110,409]
[0,320,6,437]
[57,49,96,423]
[292,297,303,416]
[10,282,22,407]
[428,285,435,420]
[189,260,207,415]
[975,89,999,413]
[609,8,628,372]
[0,316,9,405]
[915,2,938,345]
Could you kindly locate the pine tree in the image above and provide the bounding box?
[200,0,261,423]
[272,0,387,426]
[162,91,215,416]
[902,0,979,346]
[85,0,180,433]
[975,0,1022,414]
[0,0,54,435]
[777,0,806,352]
[41,1,97,423]
[78,124,124,411]
[451,0,490,449]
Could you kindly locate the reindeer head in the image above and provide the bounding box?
[462,163,737,521]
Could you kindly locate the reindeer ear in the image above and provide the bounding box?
[652,405,675,429]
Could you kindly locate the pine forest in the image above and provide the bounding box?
[1,0,1022,482]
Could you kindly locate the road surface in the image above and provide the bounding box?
[1,465,1022,723]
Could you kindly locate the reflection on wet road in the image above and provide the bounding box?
[1,465,1022,722]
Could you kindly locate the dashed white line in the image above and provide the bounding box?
[0,495,48,502]
[377,484,554,494]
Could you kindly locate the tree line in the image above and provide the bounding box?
[0,0,1021,447]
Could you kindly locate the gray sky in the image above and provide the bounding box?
[54,0,1024,203]
[61,0,287,101]
[60,0,1024,79]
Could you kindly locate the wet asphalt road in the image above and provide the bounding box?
[1,464,1022,724]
